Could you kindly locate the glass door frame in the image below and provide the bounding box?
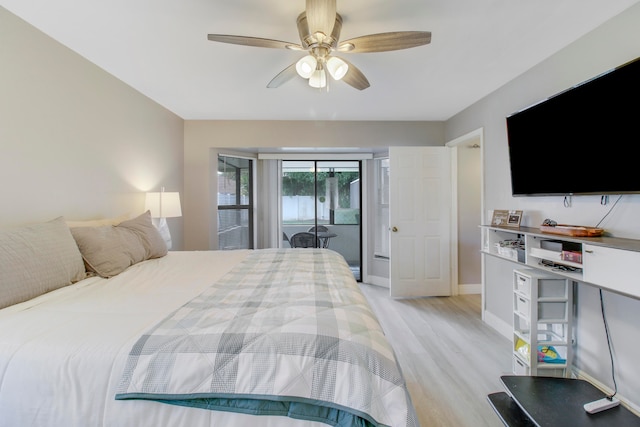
[280,159,363,281]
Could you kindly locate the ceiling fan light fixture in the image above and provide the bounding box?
[309,68,327,88]
[296,55,317,79]
[326,56,348,80]
[207,0,431,91]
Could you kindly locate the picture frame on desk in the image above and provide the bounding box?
[492,210,523,228]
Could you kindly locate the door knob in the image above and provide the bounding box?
[392,226,398,232]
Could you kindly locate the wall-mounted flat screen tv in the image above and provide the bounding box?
[506,56,640,196]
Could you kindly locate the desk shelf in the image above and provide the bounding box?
[480,224,640,299]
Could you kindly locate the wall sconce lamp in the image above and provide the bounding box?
[144,187,182,250]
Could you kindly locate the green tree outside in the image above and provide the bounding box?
[282,172,359,208]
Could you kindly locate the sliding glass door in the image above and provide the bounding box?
[281,160,361,280]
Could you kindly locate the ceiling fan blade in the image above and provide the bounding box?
[208,34,303,50]
[340,59,370,90]
[305,0,336,38]
[338,31,431,53]
[267,63,298,88]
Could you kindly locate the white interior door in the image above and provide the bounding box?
[389,146,452,298]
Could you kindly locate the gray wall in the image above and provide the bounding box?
[183,120,446,251]
[456,142,482,287]
[0,7,185,248]
[446,3,640,408]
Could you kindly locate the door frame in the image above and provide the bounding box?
[445,128,485,301]
[259,153,373,280]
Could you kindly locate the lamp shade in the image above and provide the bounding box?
[296,55,317,79]
[326,57,348,80]
[144,192,182,218]
[309,68,327,88]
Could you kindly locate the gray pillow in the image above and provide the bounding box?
[70,211,167,278]
[0,217,86,309]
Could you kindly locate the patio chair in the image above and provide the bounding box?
[289,232,320,248]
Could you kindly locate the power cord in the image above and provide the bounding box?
[599,288,618,400]
[594,194,622,399]
[595,195,623,228]
[581,196,622,412]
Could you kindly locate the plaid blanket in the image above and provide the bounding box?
[116,249,417,427]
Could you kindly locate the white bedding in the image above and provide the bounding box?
[0,250,334,427]
[0,250,416,427]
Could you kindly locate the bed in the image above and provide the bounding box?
[0,213,417,427]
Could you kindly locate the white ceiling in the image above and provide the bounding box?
[2,0,638,121]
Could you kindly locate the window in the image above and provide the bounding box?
[281,161,360,226]
[373,157,390,259]
[217,155,253,250]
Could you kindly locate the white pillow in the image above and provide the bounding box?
[0,217,86,309]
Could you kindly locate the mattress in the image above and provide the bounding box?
[0,249,416,427]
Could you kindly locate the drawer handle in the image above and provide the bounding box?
[519,297,526,303]
[584,249,594,254]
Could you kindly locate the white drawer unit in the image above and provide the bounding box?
[582,244,640,298]
[512,269,573,377]
[514,294,530,318]
[515,273,530,295]
[513,355,529,375]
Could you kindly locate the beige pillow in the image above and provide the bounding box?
[0,217,86,309]
[70,211,167,278]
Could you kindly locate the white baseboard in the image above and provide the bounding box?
[363,275,389,288]
[363,279,481,293]
[483,310,512,340]
[573,368,640,417]
[458,283,481,294]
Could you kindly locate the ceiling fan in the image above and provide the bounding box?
[207,0,431,90]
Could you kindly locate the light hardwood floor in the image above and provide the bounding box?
[359,284,512,427]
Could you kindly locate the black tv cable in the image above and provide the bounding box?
[599,289,617,400]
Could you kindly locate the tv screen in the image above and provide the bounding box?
[506,56,640,196]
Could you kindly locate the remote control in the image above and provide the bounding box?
[583,397,620,414]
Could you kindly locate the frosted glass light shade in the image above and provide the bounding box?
[144,192,182,218]
[296,55,317,79]
[309,69,327,88]
[326,57,348,80]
